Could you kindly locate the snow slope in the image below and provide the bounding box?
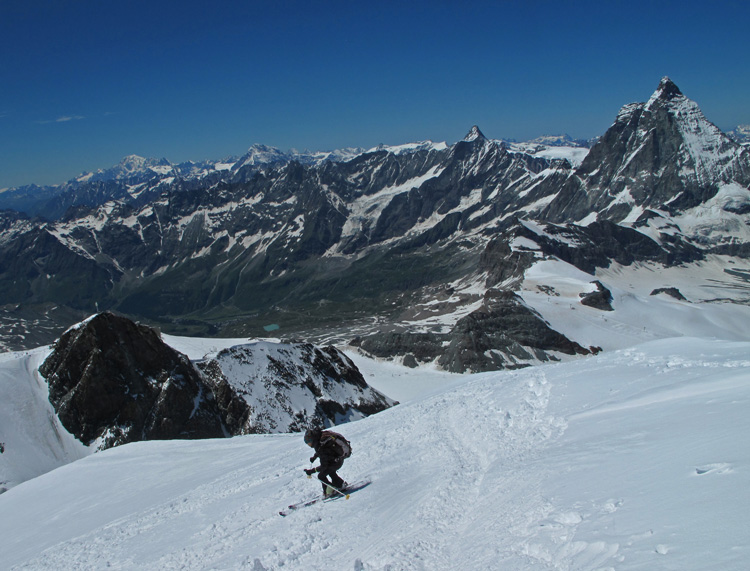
[1,337,748,570]
[0,347,87,491]
[519,257,750,351]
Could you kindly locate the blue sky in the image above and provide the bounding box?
[1,0,748,189]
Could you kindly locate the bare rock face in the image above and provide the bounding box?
[39,312,226,449]
[356,290,590,373]
[437,290,590,373]
[38,313,396,449]
[650,287,687,300]
[580,281,614,311]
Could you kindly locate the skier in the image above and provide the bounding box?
[303,427,350,497]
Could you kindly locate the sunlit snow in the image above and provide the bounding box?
[1,335,748,570]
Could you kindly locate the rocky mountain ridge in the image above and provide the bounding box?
[0,145,367,221]
[38,312,394,450]
[2,78,749,371]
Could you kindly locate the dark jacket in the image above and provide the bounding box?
[312,433,345,467]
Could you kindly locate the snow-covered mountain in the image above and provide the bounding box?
[0,145,365,221]
[537,77,750,226]
[75,155,176,184]
[231,144,366,172]
[727,124,750,145]
[1,334,748,569]
[196,340,396,434]
[1,78,749,374]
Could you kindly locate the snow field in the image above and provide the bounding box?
[520,257,750,351]
[1,337,748,569]
[0,347,87,490]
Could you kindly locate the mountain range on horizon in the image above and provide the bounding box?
[1,77,749,373]
[0,129,591,211]
[2,90,747,204]
[2,123,747,198]
[2,79,750,567]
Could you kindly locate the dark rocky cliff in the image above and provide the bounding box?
[38,313,395,449]
[39,312,226,449]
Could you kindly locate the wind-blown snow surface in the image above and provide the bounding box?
[1,338,748,570]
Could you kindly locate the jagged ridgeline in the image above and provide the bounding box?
[38,312,395,450]
[2,78,749,371]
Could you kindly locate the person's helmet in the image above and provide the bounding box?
[304,427,321,447]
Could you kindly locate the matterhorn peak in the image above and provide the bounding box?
[657,76,683,96]
[464,125,487,142]
[646,76,684,109]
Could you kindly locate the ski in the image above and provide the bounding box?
[279,494,332,516]
[279,480,371,516]
[279,497,324,516]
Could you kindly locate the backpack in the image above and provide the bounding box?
[321,430,352,459]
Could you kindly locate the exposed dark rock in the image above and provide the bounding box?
[39,312,226,449]
[195,358,252,436]
[479,218,704,287]
[480,226,540,288]
[38,313,394,447]
[438,290,590,373]
[357,290,589,373]
[580,281,614,311]
[710,242,750,257]
[650,287,687,300]
[538,221,702,273]
[355,332,443,364]
[402,354,419,368]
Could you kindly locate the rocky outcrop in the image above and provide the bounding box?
[38,313,395,448]
[580,281,614,311]
[39,312,226,449]
[481,218,703,278]
[352,332,443,366]
[438,290,590,372]
[356,290,590,373]
[651,287,687,300]
[479,225,540,288]
[196,342,396,434]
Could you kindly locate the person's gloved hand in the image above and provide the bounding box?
[304,468,316,476]
[309,456,316,463]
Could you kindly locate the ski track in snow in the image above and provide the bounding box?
[4,369,596,570]
[2,338,749,570]
[2,369,565,569]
